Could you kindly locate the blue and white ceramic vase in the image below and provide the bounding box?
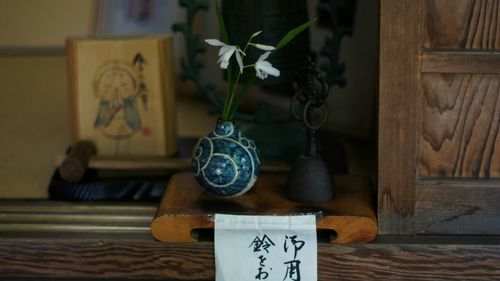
[192,119,260,197]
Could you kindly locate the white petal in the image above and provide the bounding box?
[220,47,236,62]
[219,59,229,69]
[255,68,265,79]
[251,31,262,38]
[205,39,225,46]
[254,44,275,51]
[256,61,280,77]
[262,66,280,77]
[235,51,244,73]
[219,45,233,56]
[257,51,271,62]
[236,47,246,56]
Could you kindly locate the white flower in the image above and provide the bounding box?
[254,52,280,80]
[252,43,275,51]
[205,39,244,73]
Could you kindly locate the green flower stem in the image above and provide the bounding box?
[212,3,316,122]
[223,63,234,119]
[243,38,253,53]
[223,70,241,121]
[228,77,254,121]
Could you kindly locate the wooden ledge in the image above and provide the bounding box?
[1,237,500,280]
[151,172,377,244]
[0,202,498,280]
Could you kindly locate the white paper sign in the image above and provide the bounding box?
[214,214,317,281]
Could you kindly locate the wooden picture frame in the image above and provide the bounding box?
[66,36,177,156]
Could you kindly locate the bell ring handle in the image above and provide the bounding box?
[290,89,305,121]
[303,99,329,130]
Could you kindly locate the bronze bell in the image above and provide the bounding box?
[285,58,334,203]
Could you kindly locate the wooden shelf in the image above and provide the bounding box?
[151,172,377,244]
[0,202,499,280]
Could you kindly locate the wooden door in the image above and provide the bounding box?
[379,0,500,235]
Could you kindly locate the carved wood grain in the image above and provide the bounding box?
[419,73,500,178]
[422,51,500,73]
[378,0,420,234]
[424,0,500,49]
[416,181,500,234]
[1,239,500,280]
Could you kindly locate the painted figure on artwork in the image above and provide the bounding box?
[93,53,149,139]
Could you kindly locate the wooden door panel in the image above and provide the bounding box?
[419,73,500,178]
[417,0,500,234]
[380,0,500,235]
[416,181,500,234]
[424,0,500,50]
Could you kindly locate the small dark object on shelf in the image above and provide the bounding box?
[58,140,97,182]
[48,138,200,202]
[285,58,334,203]
[55,140,168,201]
[49,169,167,201]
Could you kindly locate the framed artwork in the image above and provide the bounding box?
[66,36,177,156]
[95,0,174,36]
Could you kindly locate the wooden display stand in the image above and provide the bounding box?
[151,172,377,244]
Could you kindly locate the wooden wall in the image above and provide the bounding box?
[0,0,97,48]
